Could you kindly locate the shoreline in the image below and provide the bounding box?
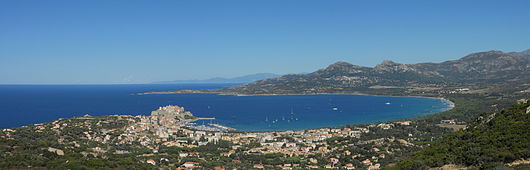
[141,90,456,112]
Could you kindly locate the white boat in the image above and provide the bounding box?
[385,102,391,105]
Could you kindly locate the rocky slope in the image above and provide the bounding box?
[206,49,529,95]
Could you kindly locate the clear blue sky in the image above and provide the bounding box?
[1,0,529,84]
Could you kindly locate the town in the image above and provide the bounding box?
[1,105,458,169]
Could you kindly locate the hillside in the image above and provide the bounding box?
[389,100,530,169]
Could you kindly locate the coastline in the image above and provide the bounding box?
[3,88,455,132]
[140,90,456,112]
[140,90,456,132]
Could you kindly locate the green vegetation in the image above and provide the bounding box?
[388,102,530,169]
[0,136,155,169]
[183,115,196,119]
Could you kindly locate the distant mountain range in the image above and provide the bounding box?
[224,49,530,95]
[152,49,529,96]
[153,73,280,84]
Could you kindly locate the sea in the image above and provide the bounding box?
[0,84,452,131]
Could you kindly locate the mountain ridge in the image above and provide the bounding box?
[222,49,530,95]
[144,49,529,97]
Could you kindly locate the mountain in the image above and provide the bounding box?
[153,73,280,84]
[202,49,530,95]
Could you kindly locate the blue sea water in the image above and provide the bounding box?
[0,84,452,131]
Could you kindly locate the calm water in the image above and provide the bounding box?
[0,84,451,131]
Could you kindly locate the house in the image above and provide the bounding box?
[253,164,265,169]
[396,121,412,126]
[379,153,386,158]
[146,159,156,165]
[456,88,470,91]
[349,131,362,138]
[308,165,319,168]
[368,163,381,170]
[362,159,372,165]
[376,123,393,129]
[440,119,456,124]
[309,158,318,164]
[330,158,339,164]
[176,168,194,170]
[220,150,235,157]
[182,162,199,168]
[344,163,356,169]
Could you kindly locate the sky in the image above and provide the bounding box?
[1,0,529,84]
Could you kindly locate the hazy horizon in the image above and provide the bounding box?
[2,0,530,84]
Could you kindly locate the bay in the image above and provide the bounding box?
[0,84,451,131]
